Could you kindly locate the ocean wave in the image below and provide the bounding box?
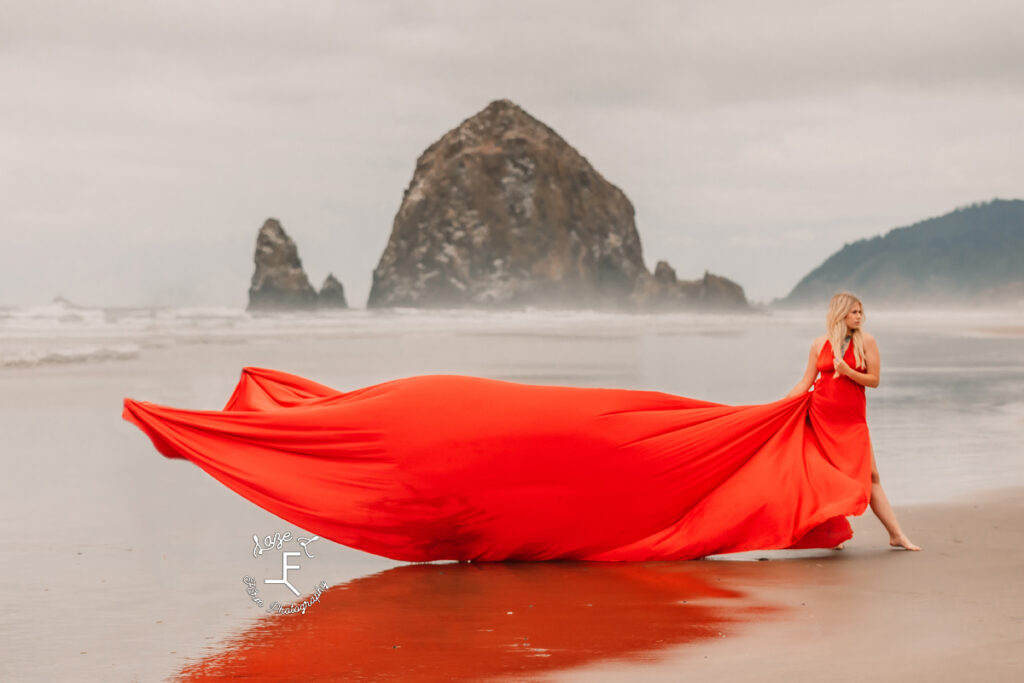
[2,302,1021,370]
[2,344,141,368]
[1,301,107,329]
[0,302,772,337]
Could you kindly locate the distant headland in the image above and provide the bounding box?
[776,199,1024,308]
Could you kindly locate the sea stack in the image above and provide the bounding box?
[368,99,651,309]
[247,218,319,311]
[318,273,348,309]
[638,261,748,310]
[368,99,748,311]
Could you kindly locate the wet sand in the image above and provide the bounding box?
[163,490,1024,682]
[546,489,1024,683]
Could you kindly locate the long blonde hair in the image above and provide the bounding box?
[826,292,865,370]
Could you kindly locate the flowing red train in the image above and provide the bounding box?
[122,341,872,561]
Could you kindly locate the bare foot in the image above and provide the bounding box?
[890,535,921,551]
[832,543,845,550]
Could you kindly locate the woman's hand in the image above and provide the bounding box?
[834,336,880,388]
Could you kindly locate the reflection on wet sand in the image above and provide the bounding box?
[177,561,779,681]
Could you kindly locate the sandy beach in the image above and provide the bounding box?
[93,490,1024,681]
[547,489,1024,683]
[1,307,1022,681]
[158,490,1024,681]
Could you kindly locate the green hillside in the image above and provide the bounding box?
[777,199,1024,307]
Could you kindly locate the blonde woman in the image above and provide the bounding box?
[787,292,920,551]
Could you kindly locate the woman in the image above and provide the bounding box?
[123,294,917,562]
[786,292,919,551]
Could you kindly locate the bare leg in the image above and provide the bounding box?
[869,451,921,551]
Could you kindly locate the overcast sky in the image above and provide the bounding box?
[2,0,1022,307]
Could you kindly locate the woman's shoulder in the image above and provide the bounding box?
[861,331,878,346]
[812,335,828,354]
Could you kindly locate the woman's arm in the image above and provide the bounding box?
[786,339,821,398]
[835,334,880,388]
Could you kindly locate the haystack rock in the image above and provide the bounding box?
[369,100,650,308]
[247,218,318,311]
[318,273,348,309]
[367,99,747,310]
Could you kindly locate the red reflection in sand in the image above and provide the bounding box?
[179,562,774,681]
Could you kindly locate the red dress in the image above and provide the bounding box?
[122,340,872,561]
